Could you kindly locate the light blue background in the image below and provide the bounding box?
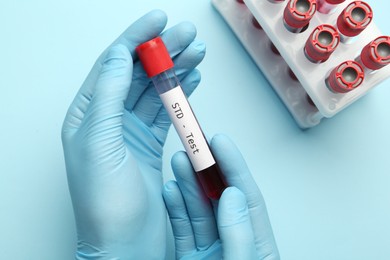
[1,1,389,259]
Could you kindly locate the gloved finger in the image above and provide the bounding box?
[210,134,280,259]
[63,10,167,132]
[131,39,205,126]
[163,180,196,258]
[170,40,205,76]
[171,151,219,250]
[218,187,258,260]
[151,69,201,136]
[125,21,197,112]
[79,44,132,152]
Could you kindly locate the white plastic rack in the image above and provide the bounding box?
[212,0,390,128]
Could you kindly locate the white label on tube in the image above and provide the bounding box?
[159,86,215,172]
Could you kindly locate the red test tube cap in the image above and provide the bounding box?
[327,60,364,93]
[304,24,340,63]
[360,36,390,70]
[136,37,174,78]
[284,0,317,31]
[337,1,373,37]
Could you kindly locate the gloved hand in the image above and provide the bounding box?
[163,134,280,260]
[61,9,206,259]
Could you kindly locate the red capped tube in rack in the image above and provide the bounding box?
[358,36,390,71]
[337,1,373,43]
[304,24,340,63]
[317,0,346,14]
[326,61,365,93]
[283,0,317,33]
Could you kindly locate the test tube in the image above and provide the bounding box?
[326,60,365,93]
[283,0,317,33]
[236,0,245,4]
[136,37,227,200]
[304,24,340,63]
[336,1,373,44]
[317,0,346,14]
[357,36,390,72]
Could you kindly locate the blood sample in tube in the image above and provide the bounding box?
[236,0,245,4]
[326,60,365,93]
[358,36,390,71]
[337,1,373,43]
[317,0,346,14]
[283,0,317,33]
[136,37,227,200]
[304,24,340,63]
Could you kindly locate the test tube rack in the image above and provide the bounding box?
[211,0,390,128]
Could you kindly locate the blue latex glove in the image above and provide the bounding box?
[61,10,206,259]
[163,134,280,260]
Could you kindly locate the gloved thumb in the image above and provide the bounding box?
[218,187,258,260]
[83,44,133,134]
